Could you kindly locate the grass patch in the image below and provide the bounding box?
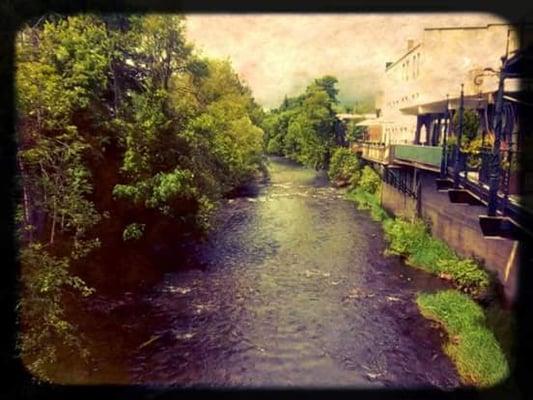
[346,187,389,222]
[416,290,509,387]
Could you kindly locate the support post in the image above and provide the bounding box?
[453,85,465,188]
[440,95,450,178]
[414,118,422,145]
[488,57,507,217]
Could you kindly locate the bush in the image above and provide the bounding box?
[19,243,94,381]
[347,187,389,222]
[327,147,360,186]
[417,290,509,387]
[122,223,145,241]
[345,164,489,294]
[266,135,284,155]
[383,218,490,293]
[358,165,381,195]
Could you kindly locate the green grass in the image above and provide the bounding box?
[416,290,510,387]
[346,187,389,222]
[382,218,490,294]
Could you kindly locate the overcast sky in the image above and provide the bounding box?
[185,13,507,109]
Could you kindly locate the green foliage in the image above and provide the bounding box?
[344,164,489,294]
[18,243,94,381]
[417,290,509,387]
[122,223,145,241]
[261,76,339,169]
[347,187,389,222]
[345,122,365,143]
[328,147,361,186]
[16,13,265,381]
[453,109,481,141]
[383,219,490,293]
[358,166,381,195]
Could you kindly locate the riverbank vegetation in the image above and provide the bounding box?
[327,147,361,187]
[336,153,490,294]
[417,290,509,387]
[16,14,264,381]
[383,219,490,295]
[333,149,510,387]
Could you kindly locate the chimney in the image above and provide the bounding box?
[407,39,415,51]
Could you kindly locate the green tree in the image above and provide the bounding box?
[15,13,266,381]
[262,75,340,169]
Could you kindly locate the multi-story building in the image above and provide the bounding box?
[353,22,533,304]
[378,23,522,147]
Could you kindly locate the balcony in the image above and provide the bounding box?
[353,142,391,165]
[392,144,442,170]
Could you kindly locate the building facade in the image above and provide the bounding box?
[378,23,521,146]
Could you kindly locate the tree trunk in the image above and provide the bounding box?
[50,197,57,245]
[17,155,33,242]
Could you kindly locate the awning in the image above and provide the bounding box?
[400,80,523,116]
[399,93,493,116]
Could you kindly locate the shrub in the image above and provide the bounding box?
[327,147,360,186]
[383,218,490,293]
[358,165,381,195]
[19,243,94,381]
[348,187,389,222]
[122,223,145,241]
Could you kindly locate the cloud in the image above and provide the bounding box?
[185,13,507,108]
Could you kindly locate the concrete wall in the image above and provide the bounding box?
[381,169,520,303]
[381,181,417,221]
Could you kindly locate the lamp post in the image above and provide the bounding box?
[453,84,465,188]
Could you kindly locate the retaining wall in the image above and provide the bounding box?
[380,170,520,303]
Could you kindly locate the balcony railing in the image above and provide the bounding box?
[446,146,522,196]
[392,144,442,169]
[354,142,391,164]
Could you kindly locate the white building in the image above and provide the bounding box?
[378,23,524,145]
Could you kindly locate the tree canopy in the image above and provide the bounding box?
[261,75,341,169]
[16,13,265,381]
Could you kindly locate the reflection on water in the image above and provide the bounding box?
[79,157,460,388]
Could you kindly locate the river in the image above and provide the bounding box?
[70,156,460,389]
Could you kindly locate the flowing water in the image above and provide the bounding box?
[77,157,460,389]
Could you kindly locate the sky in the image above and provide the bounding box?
[185,13,507,109]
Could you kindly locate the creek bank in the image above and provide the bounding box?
[343,162,512,388]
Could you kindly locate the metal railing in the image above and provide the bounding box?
[383,167,418,198]
[445,144,524,215]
